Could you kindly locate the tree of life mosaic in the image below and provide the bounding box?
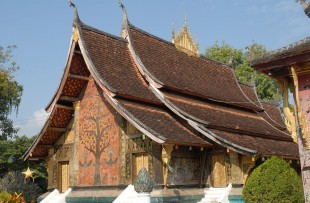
[79,80,119,186]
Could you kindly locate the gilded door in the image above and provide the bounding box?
[58,162,69,193]
[133,153,149,182]
[211,154,227,187]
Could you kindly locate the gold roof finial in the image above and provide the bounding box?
[174,15,199,57]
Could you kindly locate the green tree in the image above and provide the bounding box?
[0,45,23,140]
[0,135,47,192]
[205,41,281,102]
[243,156,304,203]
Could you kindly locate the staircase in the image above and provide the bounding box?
[198,183,232,203]
[40,188,72,203]
[112,185,138,203]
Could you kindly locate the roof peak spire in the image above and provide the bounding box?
[172,16,199,57]
[118,0,129,39]
[68,0,79,26]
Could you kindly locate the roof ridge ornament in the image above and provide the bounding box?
[118,0,129,39]
[68,0,80,26]
[172,16,200,57]
[297,0,310,18]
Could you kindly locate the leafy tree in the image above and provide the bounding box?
[0,45,23,140]
[205,41,281,102]
[0,135,47,192]
[243,156,304,203]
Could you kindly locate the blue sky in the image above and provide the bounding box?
[2,0,310,137]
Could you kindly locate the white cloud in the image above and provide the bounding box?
[14,109,50,137]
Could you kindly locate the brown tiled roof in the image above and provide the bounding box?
[259,102,287,131]
[162,91,292,141]
[129,26,262,111]
[238,82,262,109]
[81,26,160,104]
[118,99,211,146]
[210,129,299,159]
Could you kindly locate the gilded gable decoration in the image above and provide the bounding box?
[172,16,200,57]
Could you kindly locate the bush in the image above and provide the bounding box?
[243,156,304,203]
[0,172,42,203]
[0,192,26,203]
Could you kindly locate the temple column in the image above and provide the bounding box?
[291,67,310,202]
[70,101,80,186]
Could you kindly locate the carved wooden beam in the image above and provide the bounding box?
[68,73,89,81]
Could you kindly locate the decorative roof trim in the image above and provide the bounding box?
[45,32,76,112]
[149,83,257,156]
[197,124,257,156]
[233,71,263,111]
[251,35,310,67]
[260,102,287,130]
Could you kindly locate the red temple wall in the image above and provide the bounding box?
[78,78,120,186]
[298,74,310,141]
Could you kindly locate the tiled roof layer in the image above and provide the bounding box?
[82,28,160,104]
[163,91,292,141]
[129,26,261,111]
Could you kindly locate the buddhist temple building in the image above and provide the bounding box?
[23,2,299,202]
[252,35,310,202]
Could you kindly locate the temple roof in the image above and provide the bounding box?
[251,36,310,75]
[129,26,263,111]
[23,3,298,160]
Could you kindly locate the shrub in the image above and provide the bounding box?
[243,156,304,203]
[0,172,42,203]
[0,192,25,203]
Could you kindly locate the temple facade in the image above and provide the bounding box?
[23,3,299,202]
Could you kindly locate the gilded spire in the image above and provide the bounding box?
[173,16,199,57]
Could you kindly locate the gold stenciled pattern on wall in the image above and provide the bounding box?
[55,120,75,146]
[118,117,128,184]
[128,137,152,153]
[125,121,154,181]
[56,146,72,161]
